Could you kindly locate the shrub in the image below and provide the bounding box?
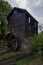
[0,11,7,39]
[29,32,43,53]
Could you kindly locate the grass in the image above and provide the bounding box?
[0,51,28,62]
[13,52,42,65]
[28,58,42,65]
[0,51,42,65]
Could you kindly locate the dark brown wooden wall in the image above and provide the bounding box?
[25,14,38,37]
[8,11,25,38]
[8,8,38,38]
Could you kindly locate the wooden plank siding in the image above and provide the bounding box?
[8,11,25,38]
[7,7,38,38]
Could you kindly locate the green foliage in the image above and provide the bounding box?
[14,53,41,65]
[0,0,12,16]
[0,11,7,39]
[0,0,12,39]
[29,32,43,52]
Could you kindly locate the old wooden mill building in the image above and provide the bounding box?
[7,7,38,38]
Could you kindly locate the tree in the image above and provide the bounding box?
[0,11,7,39]
[0,0,12,39]
[0,0,12,16]
[29,32,43,53]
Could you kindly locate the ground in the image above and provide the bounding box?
[0,40,43,65]
[0,51,43,65]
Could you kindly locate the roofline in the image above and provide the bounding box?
[7,7,38,23]
[7,7,26,19]
[25,10,38,23]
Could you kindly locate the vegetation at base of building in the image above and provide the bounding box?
[0,0,12,17]
[0,11,7,39]
[28,32,43,57]
[0,0,12,39]
[0,32,43,65]
[13,52,42,65]
[12,33,43,65]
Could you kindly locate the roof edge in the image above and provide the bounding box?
[7,7,38,23]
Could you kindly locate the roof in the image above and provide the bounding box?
[7,7,38,23]
[7,7,26,19]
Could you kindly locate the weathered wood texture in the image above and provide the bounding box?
[7,7,38,38]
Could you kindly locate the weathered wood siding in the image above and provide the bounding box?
[25,14,38,37]
[8,8,38,38]
[8,11,25,38]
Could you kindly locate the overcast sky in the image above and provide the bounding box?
[6,0,43,24]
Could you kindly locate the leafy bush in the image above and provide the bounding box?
[0,11,7,39]
[29,32,43,52]
[0,0,12,39]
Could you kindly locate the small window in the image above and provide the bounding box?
[28,17,30,23]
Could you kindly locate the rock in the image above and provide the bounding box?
[20,38,32,53]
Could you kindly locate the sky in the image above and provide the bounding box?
[6,0,43,24]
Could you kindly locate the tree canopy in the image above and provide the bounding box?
[0,0,12,39]
[0,0,12,16]
[29,32,43,53]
